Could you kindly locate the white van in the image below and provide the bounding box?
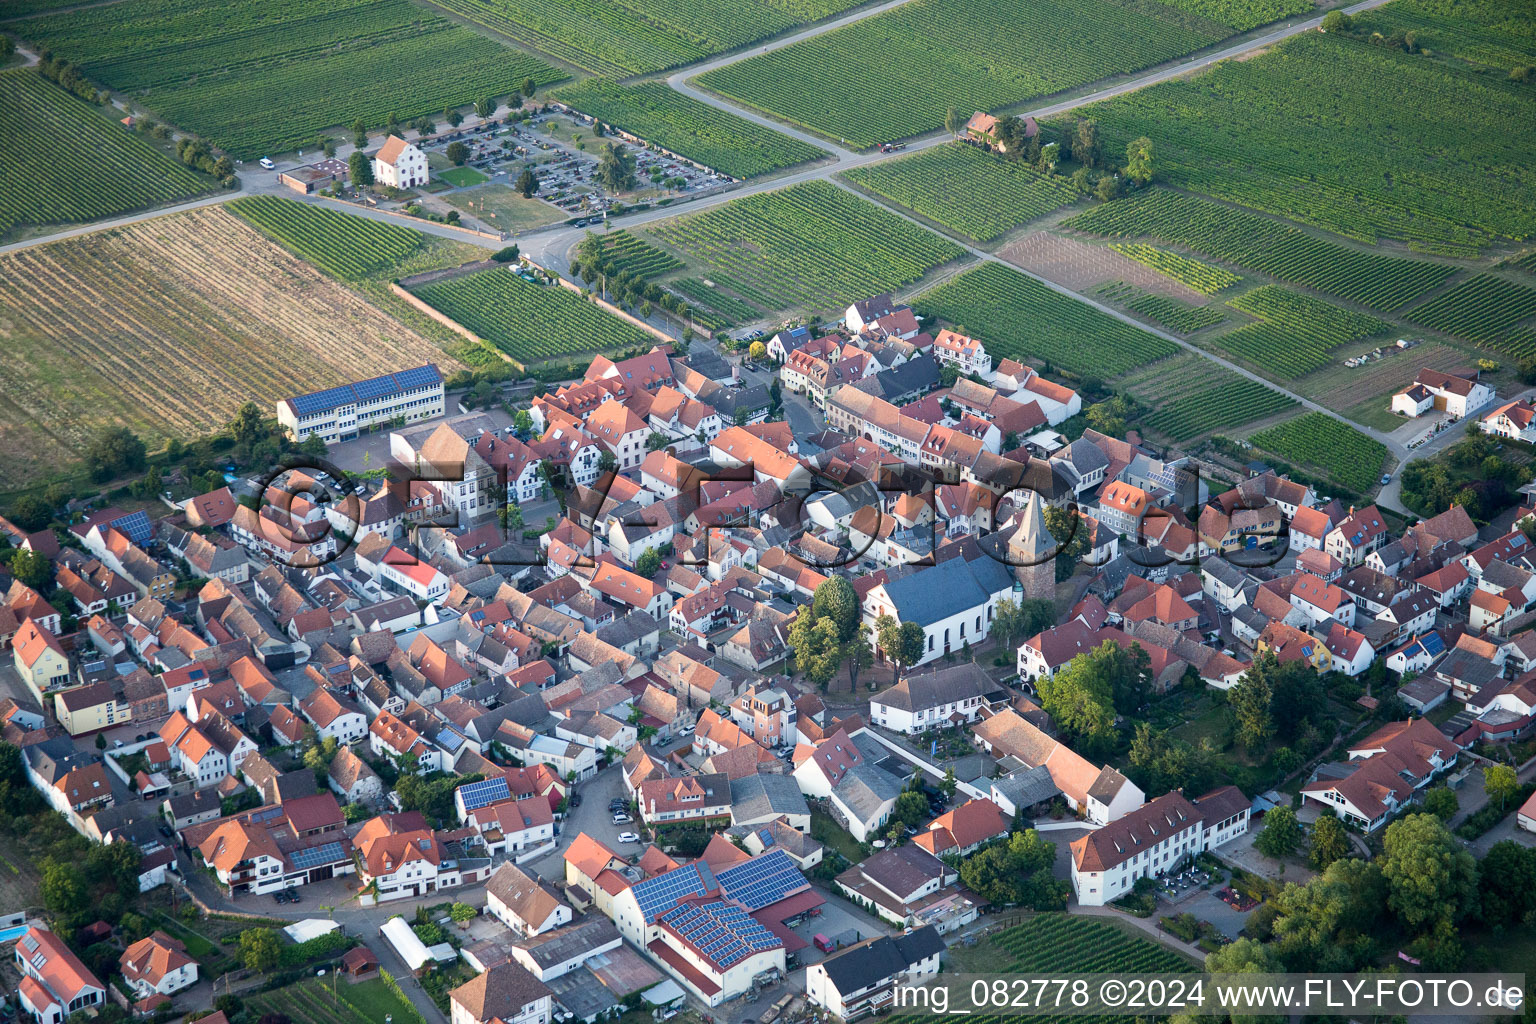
[259,157,275,170]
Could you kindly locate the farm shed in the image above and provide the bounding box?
[278,161,345,194]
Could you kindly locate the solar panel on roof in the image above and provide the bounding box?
[289,841,345,870]
[634,862,717,923]
[715,849,806,911]
[456,777,511,812]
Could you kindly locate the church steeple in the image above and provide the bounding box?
[1009,491,1058,600]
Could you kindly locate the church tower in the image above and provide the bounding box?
[1008,491,1058,601]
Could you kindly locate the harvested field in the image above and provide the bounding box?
[997,232,1205,302]
[0,206,455,483]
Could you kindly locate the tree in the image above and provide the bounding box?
[446,141,469,166]
[1381,813,1478,932]
[1036,657,1116,755]
[1320,9,1351,31]
[1423,786,1459,821]
[941,766,957,798]
[597,451,619,474]
[893,790,929,828]
[9,495,52,531]
[352,118,368,149]
[876,614,920,682]
[517,166,539,198]
[1254,806,1302,859]
[944,106,963,139]
[790,614,844,691]
[445,107,463,127]
[1228,657,1276,752]
[1124,137,1155,184]
[1094,174,1121,202]
[748,340,767,362]
[957,830,1066,909]
[42,860,86,920]
[8,548,52,589]
[1037,141,1059,175]
[1479,840,1536,925]
[84,425,146,481]
[1071,119,1099,168]
[811,576,860,644]
[635,548,661,578]
[1086,395,1129,437]
[1205,936,1278,974]
[646,432,671,452]
[522,76,537,98]
[239,927,283,973]
[1126,724,1220,797]
[449,902,477,924]
[733,406,751,426]
[474,97,496,119]
[1308,811,1351,870]
[845,625,874,692]
[349,150,374,186]
[1043,503,1089,581]
[229,401,266,447]
[493,245,521,264]
[1484,763,1521,811]
[596,143,637,192]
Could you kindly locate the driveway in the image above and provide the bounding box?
[1171,889,1251,942]
[1468,813,1536,858]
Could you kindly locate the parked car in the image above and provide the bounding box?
[612,813,632,825]
[259,157,275,170]
[617,832,641,843]
[569,793,582,808]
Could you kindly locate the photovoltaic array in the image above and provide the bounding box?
[658,900,781,967]
[633,862,720,923]
[715,850,808,911]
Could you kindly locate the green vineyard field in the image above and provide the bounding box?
[1109,243,1239,294]
[1404,273,1536,349]
[1067,190,1453,310]
[844,144,1080,243]
[696,0,1222,149]
[1135,361,1297,441]
[579,230,683,281]
[0,68,211,240]
[412,269,651,365]
[648,181,963,315]
[424,0,865,76]
[1249,412,1388,493]
[914,262,1179,378]
[670,278,762,323]
[554,80,824,179]
[1130,293,1225,333]
[1217,285,1389,379]
[1150,0,1309,30]
[12,0,561,159]
[229,195,423,279]
[1071,27,1536,255]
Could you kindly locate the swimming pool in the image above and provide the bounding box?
[0,923,29,943]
